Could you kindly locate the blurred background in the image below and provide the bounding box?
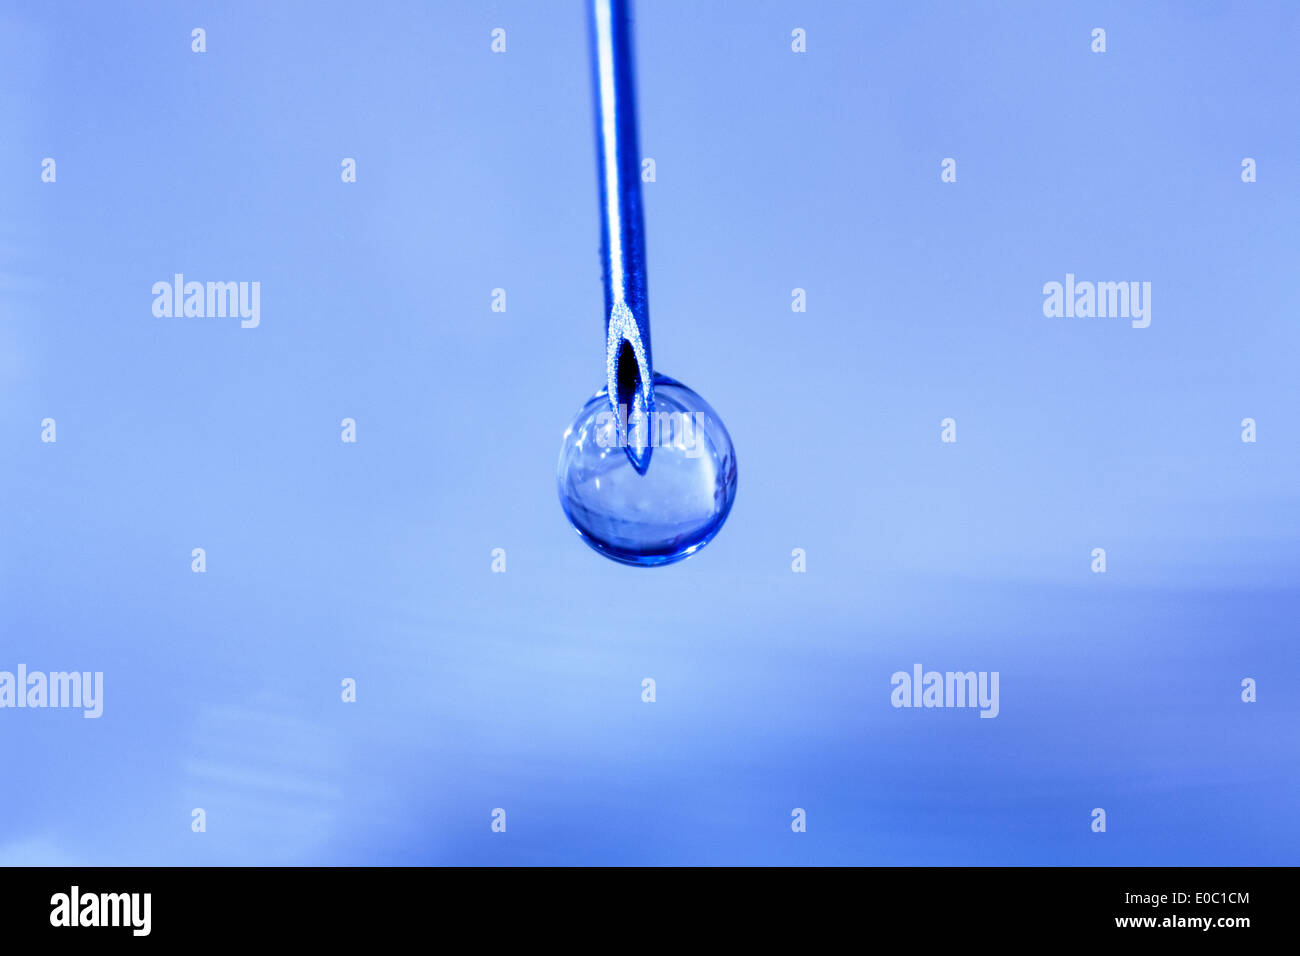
[0,0,1297,864]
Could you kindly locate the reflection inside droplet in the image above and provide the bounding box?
[557,373,738,566]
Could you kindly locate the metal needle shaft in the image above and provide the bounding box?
[590,0,654,473]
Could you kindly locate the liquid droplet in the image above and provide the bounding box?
[557,373,738,566]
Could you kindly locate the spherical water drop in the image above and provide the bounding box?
[557,373,738,566]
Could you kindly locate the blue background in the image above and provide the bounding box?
[1,0,1297,865]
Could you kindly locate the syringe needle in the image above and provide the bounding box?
[591,0,654,474]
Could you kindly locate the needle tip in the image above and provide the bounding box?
[622,378,654,475]
[607,303,655,474]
